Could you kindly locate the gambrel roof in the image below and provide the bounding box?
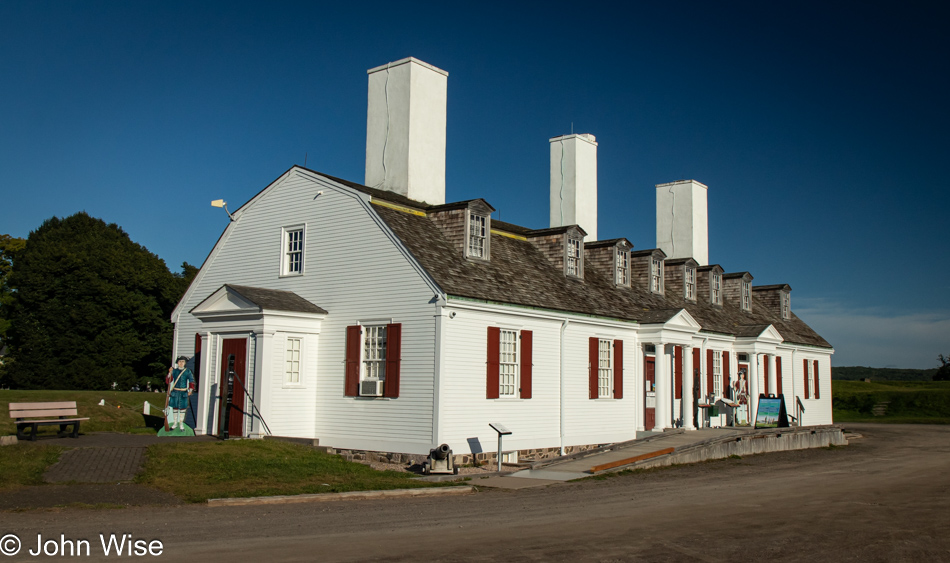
[308,167,831,348]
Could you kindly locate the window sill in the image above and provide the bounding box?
[491,398,526,402]
[278,273,305,279]
[354,396,392,400]
[282,384,306,390]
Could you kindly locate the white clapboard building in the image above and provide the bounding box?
[171,57,833,463]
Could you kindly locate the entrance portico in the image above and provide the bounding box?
[733,325,783,424]
[189,284,327,439]
[639,310,701,432]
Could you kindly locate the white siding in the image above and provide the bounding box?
[439,304,640,455]
[266,331,319,438]
[561,322,638,446]
[793,350,834,426]
[174,169,438,453]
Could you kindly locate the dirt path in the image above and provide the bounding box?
[2,424,948,562]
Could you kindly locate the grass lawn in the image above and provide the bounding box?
[137,440,441,503]
[833,380,950,424]
[0,389,164,437]
[0,443,63,491]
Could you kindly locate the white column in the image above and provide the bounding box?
[749,354,760,424]
[196,333,213,435]
[635,341,645,432]
[250,330,274,438]
[653,344,668,431]
[768,354,778,396]
[683,345,694,430]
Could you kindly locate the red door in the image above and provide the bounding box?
[218,338,247,438]
[644,356,656,429]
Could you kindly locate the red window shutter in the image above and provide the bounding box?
[814,360,820,399]
[589,337,599,399]
[486,327,500,399]
[520,330,533,399]
[384,323,401,398]
[776,356,783,396]
[803,358,810,399]
[613,339,623,399]
[706,349,714,396]
[763,357,770,395]
[345,325,361,397]
[674,346,683,399]
[723,351,731,396]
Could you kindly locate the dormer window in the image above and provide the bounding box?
[712,273,722,306]
[651,257,664,294]
[566,236,582,277]
[742,280,752,311]
[616,248,629,286]
[685,267,696,301]
[466,212,489,260]
[782,292,790,319]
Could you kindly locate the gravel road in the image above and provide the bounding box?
[2,423,948,562]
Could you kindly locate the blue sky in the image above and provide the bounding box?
[1,1,947,368]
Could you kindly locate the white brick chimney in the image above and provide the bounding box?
[655,179,708,266]
[549,133,598,241]
[365,57,447,205]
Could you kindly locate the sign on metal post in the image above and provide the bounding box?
[489,423,512,472]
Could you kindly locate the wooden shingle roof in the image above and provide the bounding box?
[315,168,830,349]
[226,285,328,315]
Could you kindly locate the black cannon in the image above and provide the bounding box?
[423,443,458,475]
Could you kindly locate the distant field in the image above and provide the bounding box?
[832,366,938,381]
[833,380,950,424]
[0,389,163,437]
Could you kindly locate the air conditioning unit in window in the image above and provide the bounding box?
[360,379,384,397]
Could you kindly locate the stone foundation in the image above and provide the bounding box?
[327,443,609,467]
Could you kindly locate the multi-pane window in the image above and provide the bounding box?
[805,360,815,397]
[685,267,696,300]
[651,258,663,293]
[283,228,304,275]
[362,325,387,380]
[499,329,518,398]
[598,339,613,398]
[713,351,722,397]
[566,237,581,277]
[285,337,301,384]
[741,281,752,311]
[782,293,790,319]
[468,213,487,259]
[616,249,629,286]
[712,273,722,305]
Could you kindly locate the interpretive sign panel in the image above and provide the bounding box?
[755,394,790,428]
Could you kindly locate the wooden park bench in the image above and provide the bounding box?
[8,401,89,441]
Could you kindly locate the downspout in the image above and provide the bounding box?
[432,295,446,447]
[559,319,569,456]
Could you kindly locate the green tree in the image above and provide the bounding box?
[936,355,950,382]
[0,234,27,341]
[4,213,181,390]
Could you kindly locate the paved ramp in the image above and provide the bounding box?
[542,428,740,474]
[476,426,847,488]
